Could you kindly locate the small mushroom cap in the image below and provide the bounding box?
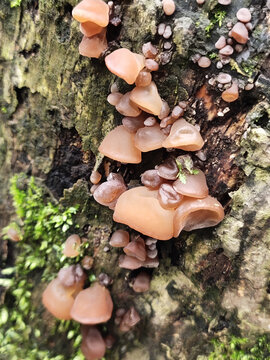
[221,82,239,102]
[215,36,226,49]
[109,229,130,247]
[79,31,107,58]
[42,278,75,320]
[162,119,204,151]
[90,170,102,185]
[113,186,175,240]
[173,196,224,237]
[105,48,145,85]
[81,326,106,360]
[122,113,147,133]
[70,283,113,324]
[63,234,81,257]
[6,228,21,242]
[158,183,183,209]
[198,56,211,68]
[72,0,109,27]
[98,126,142,164]
[231,22,249,44]
[58,264,86,289]
[115,92,142,117]
[173,169,209,198]
[236,8,251,23]
[141,169,164,189]
[132,272,151,292]
[119,254,143,270]
[93,174,126,207]
[80,21,104,37]
[119,306,141,332]
[135,124,166,152]
[123,236,146,261]
[157,157,178,180]
[162,0,176,15]
[130,82,163,116]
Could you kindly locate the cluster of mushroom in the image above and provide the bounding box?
[42,264,114,360]
[109,229,159,270]
[194,5,253,103]
[72,0,109,58]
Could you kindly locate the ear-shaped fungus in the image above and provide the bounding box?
[162,119,204,151]
[173,196,224,237]
[115,92,142,117]
[221,82,239,103]
[119,306,141,332]
[98,126,142,164]
[119,254,143,270]
[72,0,109,27]
[141,169,164,189]
[132,272,151,293]
[157,157,179,180]
[79,30,107,59]
[130,82,163,116]
[122,113,146,133]
[80,21,104,37]
[70,282,113,324]
[109,229,130,247]
[123,236,146,261]
[105,48,145,85]
[231,22,249,44]
[113,186,175,240]
[135,124,166,152]
[81,326,106,360]
[42,265,85,320]
[173,169,209,198]
[63,234,81,257]
[158,183,183,209]
[93,173,127,208]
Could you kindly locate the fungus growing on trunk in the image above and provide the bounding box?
[81,326,106,360]
[79,30,107,58]
[70,282,113,324]
[113,187,175,240]
[109,229,130,247]
[135,124,166,152]
[80,22,104,37]
[231,22,249,44]
[173,169,208,198]
[119,306,141,332]
[157,157,179,180]
[173,196,224,237]
[115,92,142,117]
[98,126,142,164]
[162,119,204,151]
[123,236,146,261]
[42,266,85,320]
[141,169,164,189]
[222,82,239,102]
[105,48,145,85]
[162,0,176,15]
[118,254,143,270]
[72,0,109,27]
[130,82,163,115]
[122,113,146,133]
[158,183,183,209]
[132,272,151,292]
[63,234,81,257]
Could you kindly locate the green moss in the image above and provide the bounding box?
[10,0,22,7]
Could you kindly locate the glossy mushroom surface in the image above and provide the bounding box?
[109,229,130,247]
[63,234,81,257]
[81,326,106,360]
[72,0,109,26]
[173,196,224,237]
[115,92,142,117]
[130,82,163,116]
[123,236,146,261]
[135,124,166,152]
[93,173,127,208]
[79,31,107,58]
[173,169,209,198]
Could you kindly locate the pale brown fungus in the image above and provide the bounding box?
[130,81,163,116]
[72,0,109,27]
[135,124,166,152]
[63,234,81,258]
[81,326,106,360]
[109,229,130,247]
[132,272,151,293]
[231,22,249,44]
[173,169,208,198]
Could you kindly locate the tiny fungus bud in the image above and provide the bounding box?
[157,157,178,180]
[162,0,176,16]
[115,91,142,117]
[142,42,158,59]
[107,92,123,106]
[122,113,146,133]
[171,105,184,119]
[217,73,232,84]
[197,56,211,68]
[124,236,146,261]
[144,116,156,127]
[63,234,81,258]
[219,45,234,56]
[93,172,126,207]
[118,254,143,270]
[119,306,140,332]
[90,170,102,185]
[109,229,130,247]
[218,0,231,4]
[158,183,183,209]
[135,71,152,87]
[158,100,170,120]
[145,59,159,72]
[236,8,251,23]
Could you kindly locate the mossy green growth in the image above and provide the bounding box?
[10,0,22,7]
[205,9,227,37]
[208,335,270,360]
[0,174,88,360]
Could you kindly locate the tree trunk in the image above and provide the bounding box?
[0,0,270,359]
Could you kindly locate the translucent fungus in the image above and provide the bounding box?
[157,157,178,180]
[162,119,204,151]
[196,0,205,4]
[70,282,113,324]
[113,187,175,240]
[219,45,234,56]
[107,92,123,106]
[79,30,107,58]
[236,8,251,23]
[158,183,183,210]
[118,254,143,270]
[221,82,239,102]
[217,73,232,84]
[124,236,146,261]
[132,272,151,292]
[144,116,156,127]
[158,100,170,120]
[173,196,225,237]
[231,22,249,44]
[80,21,104,37]
[105,48,145,85]
[173,169,209,198]
[218,0,231,4]
[130,82,163,116]
[119,306,141,332]
[90,170,102,185]
[122,113,146,133]
[135,71,152,87]
[171,105,184,119]
[58,264,86,289]
[135,124,166,152]
[145,59,159,71]
[109,229,130,247]
[98,126,142,164]
[162,0,176,15]
[141,169,164,189]
[81,326,106,360]
[142,42,158,59]
[93,172,127,207]
[198,56,211,68]
[6,228,20,242]
[63,234,81,257]
[115,91,142,117]
[72,0,109,27]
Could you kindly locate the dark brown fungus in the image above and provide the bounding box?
[81,325,106,360]
[119,306,141,332]
[141,169,164,189]
[157,157,178,180]
[132,272,151,293]
[118,254,143,270]
[158,183,183,209]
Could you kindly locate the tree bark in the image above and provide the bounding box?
[0,0,270,359]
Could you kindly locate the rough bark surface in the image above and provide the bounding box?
[0,0,270,359]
